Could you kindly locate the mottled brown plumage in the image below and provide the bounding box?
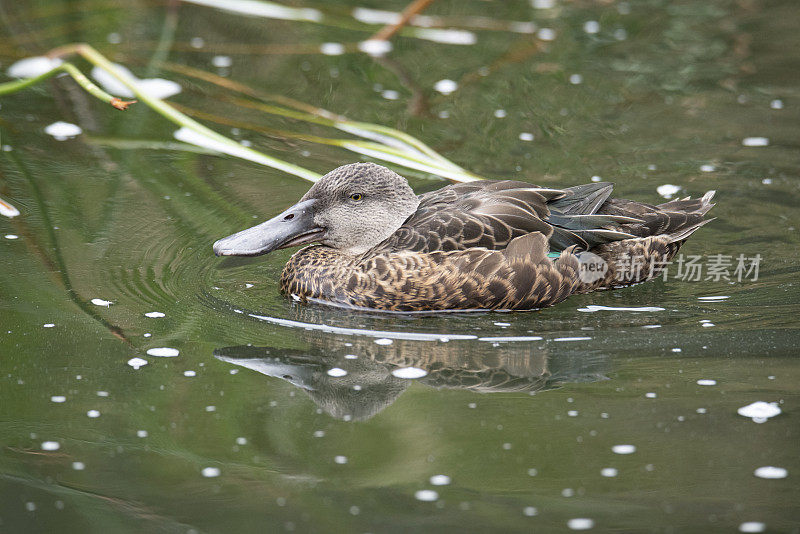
[214,163,715,311]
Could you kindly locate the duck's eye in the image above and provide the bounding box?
[349,193,363,201]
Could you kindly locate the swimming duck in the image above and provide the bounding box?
[213,163,714,311]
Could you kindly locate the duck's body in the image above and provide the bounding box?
[214,164,714,312]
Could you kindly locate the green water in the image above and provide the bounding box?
[1,0,799,532]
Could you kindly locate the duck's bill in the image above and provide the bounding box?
[212,199,323,257]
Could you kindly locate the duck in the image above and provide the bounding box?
[213,163,715,312]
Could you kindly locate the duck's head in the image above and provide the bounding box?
[213,163,420,257]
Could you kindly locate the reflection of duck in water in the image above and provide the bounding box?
[213,163,714,311]
[214,339,608,421]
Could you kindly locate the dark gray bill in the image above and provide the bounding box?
[212,199,322,256]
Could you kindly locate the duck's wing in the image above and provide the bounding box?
[374,180,637,254]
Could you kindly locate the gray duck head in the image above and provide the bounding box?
[212,163,420,257]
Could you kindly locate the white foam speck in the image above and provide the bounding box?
[91,298,112,307]
[357,39,392,57]
[374,338,393,345]
[584,20,600,34]
[327,367,348,377]
[5,234,19,239]
[494,109,507,118]
[414,489,439,502]
[523,506,538,516]
[738,401,781,422]
[50,396,66,403]
[493,322,511,327]
[742,137,769,147]
[567,518,595,530]
[107,32,121,44]
[414,28,476,45]
[43,323,55,328]
[434,79,458,95]
[657,184,681,198]
[770,99,783,110]
[700,164,716,172]
[754,466,787,479]
[578,305,665,313]
[698,295,729,301]
[519,132,535,141]
[591,175,602,182]
[672,348,682,353]
[553,336,592,342]
[645,392,657,398]
[7,56,63,78]
[334,455,348,464]
[184,0,322,22]
[601,467,618,477]
[429,474,451,486]
[72,461,85,470]
[127,357,148,369]
[91,64,181,99]
[211,55,232,68]
[0,198,20,218]
[391,367,428,379]
[137,430,148,438]
[697,379,717,386]
[532,0,555,8]
[201,467,220,478]
[144,311,165,318]
[382,90,400,100]
[41,441,60,451]
[146,347,180,357]
[739,522,766,532]
[87,410,100,418]
[44,121,82,140]
[320,42,345,55]
[612,444,636,454]
[569,74,583,85]
[184,370,196,377]
[97,391,109,397]
[478,336,543,342]
[538,28,557,41]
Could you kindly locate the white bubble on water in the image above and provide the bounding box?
[72,461,85,470]
[657,184,681,198]
[201,467,220,478]
[184,370,196,377]
[127,357,148,370]
[358,39,392,57]
[754,466,787,479]
[414,489,439,502]
[137,430,148,438]
[87,410,100,418]
[739,522,766,532]
[144,311,165,318]
[770,99,783,110]
[738,401,781,422]
[567,518,595,530]
[700,164,716,172]
[494,109,507,118]
[569,74,583,85]
[334,455,348,464]
[601,467,618,477]
[697,379,717,386]
[584,20,600,34]
[146,347,179,357]
[391,367,428,379]
[434,79,458,95]
[429,474,451,486]
[612,444,636,454]
[742,137,769,147]
[320,42,345,55]
[91,298,113,307]
[211,55,232,68]
[41,441,60,451]
[523,506,538,516]
[51,396,66,403]
[519,132,535,141]
[538,28,557,41]
[43,323,55,328]
[327,367,347,377]
[374,338,393,345]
